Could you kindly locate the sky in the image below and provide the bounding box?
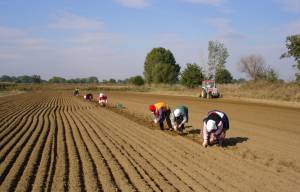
[0,0,300,81]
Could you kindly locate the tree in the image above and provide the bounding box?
[86,76,99,84]
[17,75,34,83]
[238,54,278,82]
[128,76,145,86]
[180,63,205,88]
[215,68,233,84]
[48,76,66,83]
[281,34,300,82]
[238,54,266,80]
[108,78,116,84]
[207,40,229,79]
[0,75,14,82]
[151,63,179,84]
[144,47,180,84]
[264,67,278,83]
[32,75,42,84]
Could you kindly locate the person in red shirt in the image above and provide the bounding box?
[98,93,108,106]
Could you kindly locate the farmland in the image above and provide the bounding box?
[1,91,300,192]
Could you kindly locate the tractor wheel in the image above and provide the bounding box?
[201,90,207,98]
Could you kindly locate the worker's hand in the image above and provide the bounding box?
[202,141,208,148]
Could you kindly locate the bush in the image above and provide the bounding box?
[128,76,144,86]
[48,76,67,83]
[215,68,233,84]
[180,63,205,88]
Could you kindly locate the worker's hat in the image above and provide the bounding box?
[149,104,155,112]
[206,120,217,132]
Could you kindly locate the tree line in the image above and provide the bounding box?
[0,74,145,86]
[1,34,299,87]
[0,75,100,84]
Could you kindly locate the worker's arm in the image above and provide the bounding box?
[178,115,187,127]
[155,108,164,123]
[202,122,209,147]
[170,113,176,127]
[214,121,224,136]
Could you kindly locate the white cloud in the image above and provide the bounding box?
[207,17,246,41]
[115,0,152,8]
[67,32,123,46]
[275,0,300,13]
[49,12,104,31]
[181,0,224,6]
[0,23,137,80]
[0,26,48,49]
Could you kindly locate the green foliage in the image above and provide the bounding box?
[215,68,233,84]
[281,34,300,82]
[86,76,99,83]
[264,68,278,83]
[48,76,67,83]
[31,75,42,84]
[0,75,43,83]
[0,75,16,82]
[151,63,179,84]
[144,47,180,83]
[207,40,229,78]
[128,76,145,86]
[108,78,117,84]
[180,63,205,88]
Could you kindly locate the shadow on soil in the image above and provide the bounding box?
[222,137,249,147]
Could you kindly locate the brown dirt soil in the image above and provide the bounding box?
[0,91,300,192]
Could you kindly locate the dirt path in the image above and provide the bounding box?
[0,91,299,191]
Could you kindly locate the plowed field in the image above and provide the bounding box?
[1,91,300,192]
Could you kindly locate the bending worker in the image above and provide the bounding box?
[170,105,189,133]
[73,88,80,96]
[149,102,172,130]
[84,93,93,101]
[202,110,229,147]
[98,92,108,106]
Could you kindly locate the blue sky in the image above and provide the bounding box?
[0,0,300,80]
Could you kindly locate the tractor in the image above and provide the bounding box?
[200,80,220,99]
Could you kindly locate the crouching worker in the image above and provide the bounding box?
[98,93,108,106]
[170,105,188,133]
[83,93,93,101]
[73,88,80,96]
[202,110,229,147]
[149,102,172,130]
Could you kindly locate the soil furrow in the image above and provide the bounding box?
[51,104,69,192]
[0,101,48,184]
[66,107,103,192]
[0,99,51,191]
[69,110,137,191]
[60,105,86,192]
[14,99,55,192]
[81,109,179,192]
